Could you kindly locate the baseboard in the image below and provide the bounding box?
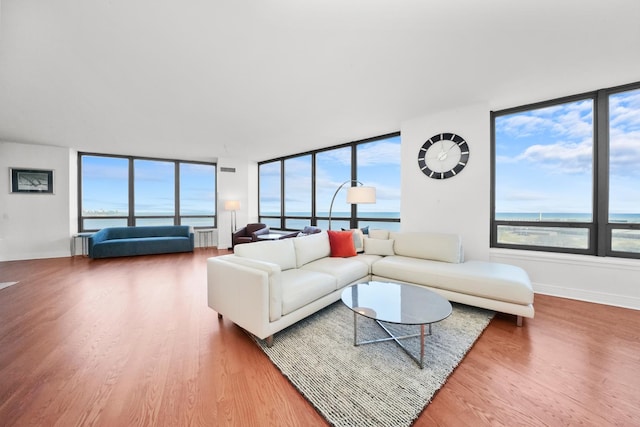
[533,282,640,311]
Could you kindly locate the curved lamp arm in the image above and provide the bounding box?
[328,180,376,230]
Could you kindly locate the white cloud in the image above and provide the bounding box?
[497,99,593,140]
[610,129,640,176]
[514,138,593,174]
[357,140,401,166]
[317,146,351,166]
[609,89,640,135]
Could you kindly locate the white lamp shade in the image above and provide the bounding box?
[224,200,240,211]
[346,186,376,204]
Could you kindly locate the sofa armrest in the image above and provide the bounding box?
[88,228,108,258]
[207,256,283,338]
[89,228,108,245]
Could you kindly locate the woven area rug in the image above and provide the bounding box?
[255,301,494,426]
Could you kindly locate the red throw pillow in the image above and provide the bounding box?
[327,230,357,257]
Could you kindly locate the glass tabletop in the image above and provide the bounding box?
[341,281,452,325]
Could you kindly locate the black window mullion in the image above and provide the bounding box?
[77,155,83,231]
[595,90,610,256]
[350,143,358,229]
[311,153,317,226]
[280,160,285,230]
[175,162,180,225]
[129,158,134,226]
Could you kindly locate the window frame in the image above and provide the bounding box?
[258,132,401,231]
[78,153,217,232]
[491,81,640,259]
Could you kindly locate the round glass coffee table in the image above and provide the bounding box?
[341,281,452,369]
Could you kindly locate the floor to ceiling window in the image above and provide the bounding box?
[608,87,640,254]
[134,159,176,226]
[315,146,352,230]
[491,81,640,258]
[355,136,402,231]
[79,153,216,231]
[284,155,312,230]
[179,163,218,227]
[258,161,282,229]
[259,133,401,231]
[80,155,130,230]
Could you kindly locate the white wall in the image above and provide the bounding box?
[400,105,640,310]
[216,157,255,250]
[0,141,74,261]
[401,103,491,261]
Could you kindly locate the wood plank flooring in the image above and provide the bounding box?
[1,250,638,426]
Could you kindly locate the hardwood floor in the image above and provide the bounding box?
[1,250,638,426]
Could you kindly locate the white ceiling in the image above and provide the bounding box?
[1,0,639,162]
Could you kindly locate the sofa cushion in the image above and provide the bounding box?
[301,257,369,288]
[369,229,390,239]
[363,237,395,256]
[89,234,193,258]
[373,256,533,305]
[293,231,331,267]
[353,253,383,274]
[234,239,297,271]
[103,225,191,239]
[328,230,357,257]
[280,269,337,315]
[390,231,462,263]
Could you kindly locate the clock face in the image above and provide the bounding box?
[417,133,469,179]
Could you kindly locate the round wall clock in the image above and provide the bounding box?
[417,132,469,179]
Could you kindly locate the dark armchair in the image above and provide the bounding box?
[232,223,269,248]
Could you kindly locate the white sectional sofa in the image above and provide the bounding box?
[207,230,534,346]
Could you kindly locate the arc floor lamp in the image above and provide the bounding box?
[224,200,240,241]
[328,180,376,230]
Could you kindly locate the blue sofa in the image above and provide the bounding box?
[88,226,194,259]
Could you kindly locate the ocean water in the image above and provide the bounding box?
[264,211,401,231]
[82,216,214,230]
[496,212,640,223]
[82,211,639,231]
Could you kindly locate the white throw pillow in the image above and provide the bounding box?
[363,237,395,256]
[368,229,390,240]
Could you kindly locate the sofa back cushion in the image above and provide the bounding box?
[293,231,331,267]
[102,225,190,240]
[390,231,463,263]
[234,239,297,271]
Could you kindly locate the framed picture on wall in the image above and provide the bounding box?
[9,168,54,194]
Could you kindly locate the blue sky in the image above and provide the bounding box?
[495,88,640,216]
[609,89,640,215]
[82,157,215,216]
[82,90,638,221]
